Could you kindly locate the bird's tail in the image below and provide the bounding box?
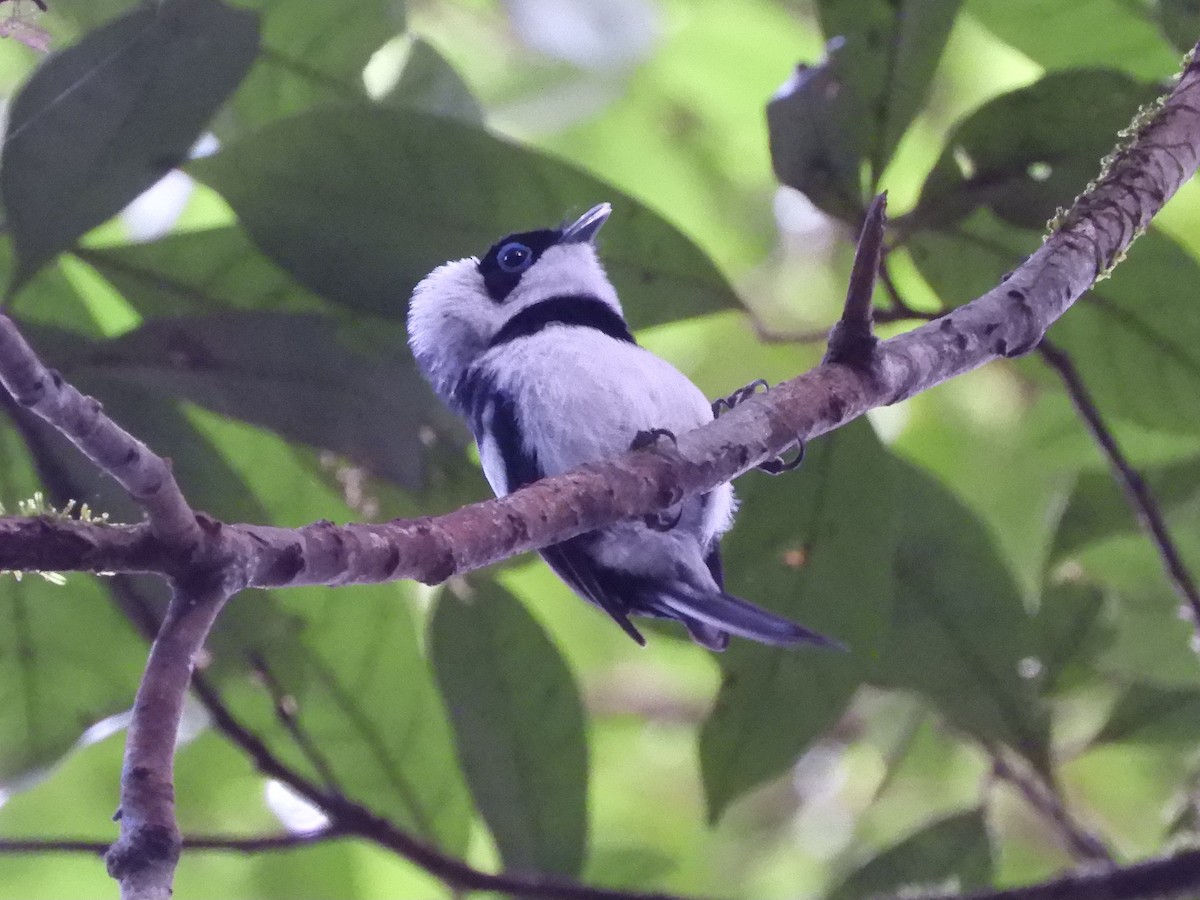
[655,590,844,651]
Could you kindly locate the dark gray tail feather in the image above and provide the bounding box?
[658,590,844,650]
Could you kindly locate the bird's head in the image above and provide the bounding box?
[407,203,620,406]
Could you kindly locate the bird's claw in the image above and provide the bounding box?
[631,429,681,530]
[712,379,805,476]
[712,379,769,417]
[630,427,677,451]
[757,443,805,475]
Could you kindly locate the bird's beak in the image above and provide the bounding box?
[562,202,611,244]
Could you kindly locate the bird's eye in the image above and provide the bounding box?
[497,242,533,274]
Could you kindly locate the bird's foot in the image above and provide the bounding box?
[712,379,805,476]
[712,379,768,417]
[630,427,677,451]
[630,428,682,531]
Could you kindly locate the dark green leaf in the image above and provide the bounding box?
[56,312,466,490]
[766,42,869,222]
[1052,456,1200,560]
[1094,682,1200,744]
[190,106,739,327]
[700,422,898,821]
[1034,580,1115,695]
[222,0,404,133]
[912,70,1159,232]
[0,412,144,784]
[968,0,1179,78]
[817,0,963,179]
[828,809,992,900]
[1050,230,1200,436]
[431,582,588,877]
[1155,0,1200,55]
[383,36,483,124]
[872,460,1051,772]
[2,0,259,289]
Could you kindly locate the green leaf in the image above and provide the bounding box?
[382,36,483,124]
[912,69,1159,232]
[700,422,898,821]
[968,0,1180,79]
[56,312,466,490]
[1052,456,1200,560]
[190,106,739,327]
[430,582,588,877]
[817,0,963,179]
[827,809,993,900]
[1050,230,1200,436]
[1094,682,1200,744]
[222,0,404,132]
[907,207,1038,307]
[76,227,330,319]
[0,410,144,784]
[872,460,1050,772]
[1,0,259,289]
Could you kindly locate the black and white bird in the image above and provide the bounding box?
[408,202,836,651]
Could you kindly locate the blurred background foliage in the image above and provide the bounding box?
[0,0,1199,897]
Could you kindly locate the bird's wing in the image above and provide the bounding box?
[540,539,647,646]
[654,589,843,650]
[463,364,649,645]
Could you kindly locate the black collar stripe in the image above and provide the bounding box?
[489,295,635,348]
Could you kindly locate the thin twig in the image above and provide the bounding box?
[903,847,1200,900]
[0,828,345,855]
[989,751,1111,864]
[1038,339,1200,632]
[188,676,705,900]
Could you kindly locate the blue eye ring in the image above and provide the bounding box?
[497,241,533,274]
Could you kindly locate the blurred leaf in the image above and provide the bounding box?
[2,0,259,290]
[190,106,739,327]
[584,845,676,891]
[912,69,1159,232]
[383,36,483,124]
[1155,0,1200,55]
[1094,682,1200,744]
[907,207,1037,307]
[828,809,992,900]
[430,582,588,877]
[0,410,144,784]
[700,422,898,821]
[968,0,1180,79]
[1051,456,1200,560]
[766,41,869,222]
[1035,580,1115,695]
[817,0,963,178]
[1050,230,1200,436]
[54,312,466,490]
[222,0,403,132]
[195,582,473,853]
[76,227,330,318]
[872,460,1051,773]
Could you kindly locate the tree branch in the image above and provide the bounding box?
[104,575,240,900]
[0,827,345,855]
[891,847,1200,900]
[1038,339,1200,631]
[4,44,1200,592]
[0,312,201,549]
